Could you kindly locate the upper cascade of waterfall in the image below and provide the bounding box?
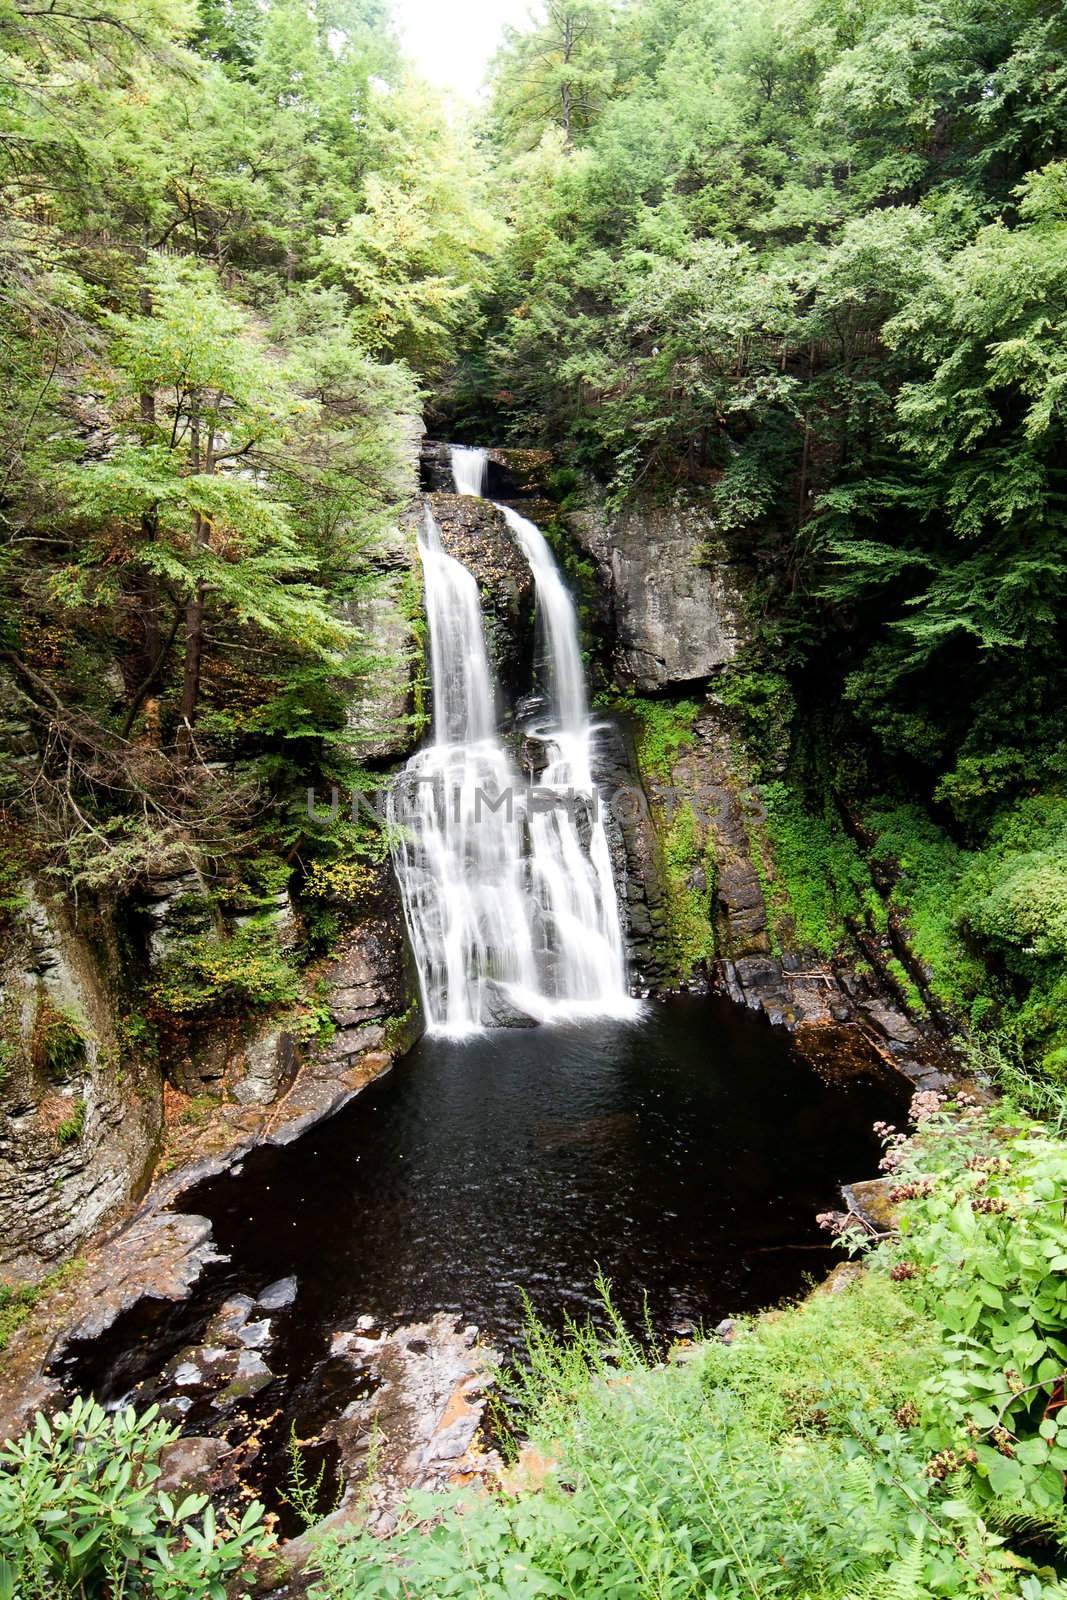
[451,445,488,498]
[497,504,587,737]
[387,445,638,1038]
[418,506,494,746]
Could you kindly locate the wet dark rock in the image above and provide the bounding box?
[590,718,674,990]
[418,438,455,491]
[221,1350,273,1400]
[258,1276,298,1311]
[157,1436,237,1498]
[238,1319,272,1350]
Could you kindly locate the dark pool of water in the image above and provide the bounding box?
[58,997,904,1524]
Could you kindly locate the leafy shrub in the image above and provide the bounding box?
[31,1005,87,1083]
[0,1397,269,1598]
[149,926,300,1019]
[54,1096,86,1145]
[879,1101,1067,1520]
[303,858,377,906]
[969,851,1067,960]
[759,781,875,959]
[717,667,796,780]
[866,803,987,1014]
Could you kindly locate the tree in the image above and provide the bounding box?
[489,0,621,151]
[65,256,348,756]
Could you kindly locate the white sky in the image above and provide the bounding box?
[389,0,540,101]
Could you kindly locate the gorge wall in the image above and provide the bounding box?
[0,437,949,1290]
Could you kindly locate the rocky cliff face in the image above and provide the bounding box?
[0,887,161,1281]
[566,498,749,692]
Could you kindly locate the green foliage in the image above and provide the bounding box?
[32,1006,87,1084]
[660,801,716,982]
[716,668,796,783]
[605,693,700,784]
[880,1101,1067,1521]
[54,1098,86,1146]
[758,782,876,962]
[149,926,300,1019]
[0,1396,270,1597]
[0,0,479,897]
[471,0,1067,1089]
[867,798,1067,1071]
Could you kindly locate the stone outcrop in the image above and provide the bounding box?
[0,886,162,1281]
[589,719,675,991]
[659,708,954,1090]
[321,902,418,1069]
[566,497,748,691]
[274,1313,500,1580]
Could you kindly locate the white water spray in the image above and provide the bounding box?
[388,448,637,1035]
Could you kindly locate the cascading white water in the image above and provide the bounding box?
[496,500,631,1013]
[388,447,637,1036]
[450,445,488,498]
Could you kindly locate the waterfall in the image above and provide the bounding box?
[388,446,637,1037]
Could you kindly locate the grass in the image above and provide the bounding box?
[0,1259,83,1354]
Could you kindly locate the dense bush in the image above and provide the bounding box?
[148,926,301,1019]
[0,1398,269,1598]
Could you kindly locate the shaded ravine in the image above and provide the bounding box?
[54,997,905,1529]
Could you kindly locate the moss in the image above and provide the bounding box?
[865,803,987,1016]
[0,1259,83,1353]
[598,692,701,784]
[884,956,927,1016]
[756,782,874,960]
[54,1097,86,1145]
[0,1038,14,1092]
[32,1004,88,1083]
[660,801,717,981]
[178,1092,221,1127]
[149,925,301,1020]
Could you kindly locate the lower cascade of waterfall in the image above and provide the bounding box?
[388,445,639,1036]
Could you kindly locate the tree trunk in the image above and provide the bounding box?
[560,14,574,145]
[176,411,212,762]
[138,273,162,671]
